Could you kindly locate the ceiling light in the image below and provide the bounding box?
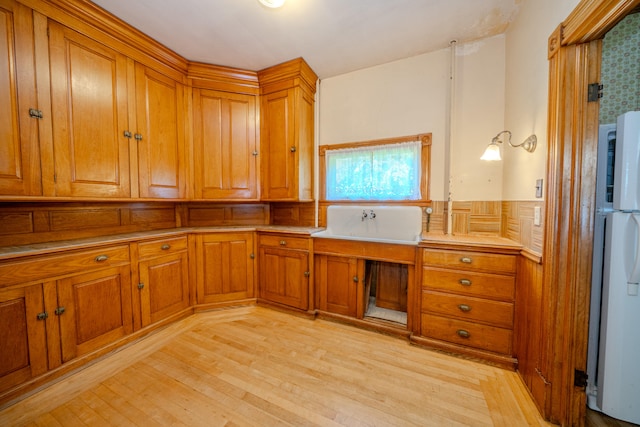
[480,130,537,161]
[258,0,286,8]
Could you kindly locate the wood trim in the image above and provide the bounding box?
[318,133,432,202]
[560,0,640,46]
[542,38,601,425]
[188,62,260,95]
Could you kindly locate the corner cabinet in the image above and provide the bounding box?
[192,88,258,200]
[416,247,518,368]
[258,58,317,201]
[194,232,256,306]
[258,233,311,311]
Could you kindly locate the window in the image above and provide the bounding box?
[319,134,431,202]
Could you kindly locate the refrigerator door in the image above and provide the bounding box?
[613,111,640,211]
[597,211,640,424]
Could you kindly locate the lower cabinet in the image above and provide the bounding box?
[418,247,518,367]
[133,236,190,329]
[0,245,132,398]
[314,254,363,318]
[194,232,255,305]
[258,233,310,311]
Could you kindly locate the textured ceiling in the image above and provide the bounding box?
[91,0,520,79]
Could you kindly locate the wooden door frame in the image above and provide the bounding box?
[543,0,640,425]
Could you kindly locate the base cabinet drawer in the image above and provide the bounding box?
[422,267,515,300]
[421,290,513,329]
[421,313,512,355]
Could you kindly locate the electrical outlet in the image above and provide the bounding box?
[534,206,541,226]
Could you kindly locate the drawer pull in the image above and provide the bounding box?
[279,240,287,246]
[460,257,472,264]
[459,279,472,286]
[95,255,109,262]
[458,304,471,312]
[161,244,171,250]
[457,329,471,339]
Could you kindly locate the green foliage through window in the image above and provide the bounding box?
[325,141,421,200]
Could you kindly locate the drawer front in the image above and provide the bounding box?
[422,267,515,301]
[259,234,309,251]
[423,249,516,274]
[421,290,513,328]
[137,236,188,259]
[421,313,512,355]
[0,245,130,287]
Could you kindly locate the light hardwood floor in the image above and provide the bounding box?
[1,306,555,426]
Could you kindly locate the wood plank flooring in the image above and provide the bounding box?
[1,306,555,426]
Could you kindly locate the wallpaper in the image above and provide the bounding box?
[600,13,640,124]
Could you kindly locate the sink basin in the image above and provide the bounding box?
[312,205,423,245]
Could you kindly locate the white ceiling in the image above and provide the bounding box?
[91,0,520,79]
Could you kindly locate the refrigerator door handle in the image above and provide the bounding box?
[628,214,640,284]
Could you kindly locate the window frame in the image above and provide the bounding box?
[318,133,431,203]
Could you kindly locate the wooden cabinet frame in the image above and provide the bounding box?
[535,1,640,425]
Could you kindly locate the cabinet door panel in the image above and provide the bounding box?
[139,252,189,327]
[259,246,308,310]
[136,65,186,199]
[57,265,132,362]
[261,89,295,200]
[315,255,358,317]
[193,89,257,199]
[48,22,131,198]
[0,2,41,196]
[0,284,47,393]
[197,233,254,303]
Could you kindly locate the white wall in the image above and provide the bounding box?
[318,0,582,202]
[503,0,580,200]
[319,35,506,201]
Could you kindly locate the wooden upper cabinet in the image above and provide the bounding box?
[192,89,258,200]
[0,0,41,196]
[48,21,132,198]
[134,64,187,199]
[258,58,317,201]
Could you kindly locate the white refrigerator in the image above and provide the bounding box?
[591,111,640,424]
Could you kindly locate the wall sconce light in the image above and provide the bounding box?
[258,0,286,8]
[480,130,537,161]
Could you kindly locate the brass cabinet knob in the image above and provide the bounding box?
[457,329,470,339]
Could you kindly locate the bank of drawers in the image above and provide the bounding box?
[421,248,516,356]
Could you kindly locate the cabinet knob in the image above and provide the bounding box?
[95,255,109,262]
[29,108,43,119]
[252,150,259,156]
[279,240,287,246]
[138,283,145,290]
[460,257,472,264]
[459,279,472,286]
[353,276,359,283]
[123,131,132,138]
[250,253,255,259]
[290,146,296,153]
[458,304,471,312]
[55,306,66,315]
[457,329,471,339]
[36,312,48,321]
[134,133,143,141]
[161,244,171,250]
[304,271,310,277]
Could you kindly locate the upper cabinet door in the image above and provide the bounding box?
[0,1,41,196]
[135,64,186,199]
[261,88,297,200]
[48,21,131,198]
[193,88,258,200]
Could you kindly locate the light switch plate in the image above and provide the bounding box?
[535,179,543,198]
[534,206,541,226]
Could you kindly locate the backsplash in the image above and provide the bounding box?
[600,12,640,124]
